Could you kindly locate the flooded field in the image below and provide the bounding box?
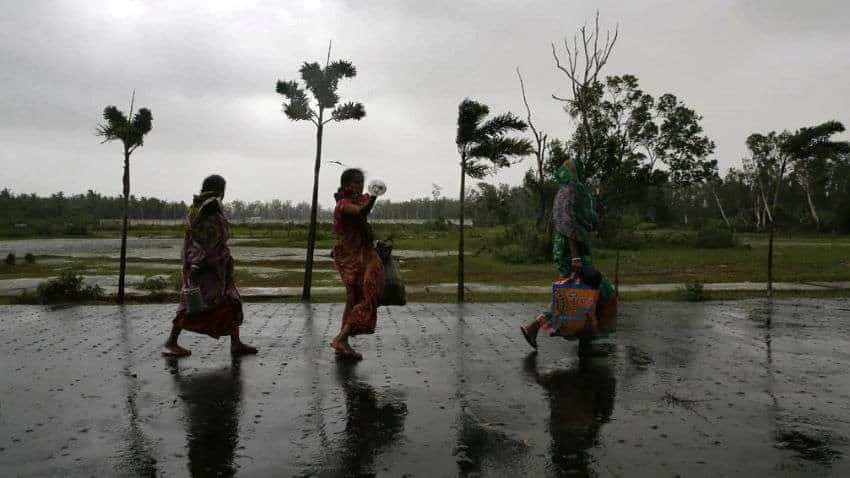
[0,238,454,262]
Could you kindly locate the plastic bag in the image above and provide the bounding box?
[376,240,406,306]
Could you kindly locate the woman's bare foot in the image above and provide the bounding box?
[330,339,362,361]
[231,342,258,356]
[162,343,191,357]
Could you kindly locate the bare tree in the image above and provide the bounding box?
[516,67,549,228]
[551,11,618,166]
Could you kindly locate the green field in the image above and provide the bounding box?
[3,225,848,288]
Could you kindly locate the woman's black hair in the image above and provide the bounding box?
[334,168,364,201]
[201,174,226,195]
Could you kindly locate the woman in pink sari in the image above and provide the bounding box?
[163,175,257,357]
[330,169,384,360]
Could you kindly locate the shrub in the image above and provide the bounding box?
[24,253,36,264]
[658,230,694,247]
[138,275,171,291]
[493,223,551,264]
[694,220,738,249]
[170,271,183,291]
[429,217,451,232]
[599,231,645,250]
[5,253,15,266]
[36,269,104,303]
[680,281,708,302]
[63,223,88,236]
[495,244,531,264]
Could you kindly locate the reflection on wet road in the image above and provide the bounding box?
[1,300,849,476]
[524,353,616,475]
[168,357,243,477]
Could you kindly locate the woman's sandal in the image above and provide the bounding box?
[162,343,192,357]
[330,340,363,361]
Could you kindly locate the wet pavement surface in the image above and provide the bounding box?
[1,300,849,477]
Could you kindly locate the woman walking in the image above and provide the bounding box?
[163,174,257,357]
[520,158,618,353]
[330,168,384,360]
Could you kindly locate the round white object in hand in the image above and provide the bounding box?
[368,180,387,196]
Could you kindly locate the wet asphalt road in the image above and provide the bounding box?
[1,300,849,477]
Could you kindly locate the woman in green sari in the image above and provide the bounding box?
[520,157,618,353]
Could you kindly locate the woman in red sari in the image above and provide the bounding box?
[330,169,384,360]
[163,174,257,357]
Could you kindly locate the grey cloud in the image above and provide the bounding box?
[1,0,848,204]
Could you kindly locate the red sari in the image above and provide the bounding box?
[333,194,384,335]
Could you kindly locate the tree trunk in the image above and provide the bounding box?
[614,248,620,296]
[752,194,761,230]
[767,158,788,298]
[802,181,820,230]
[760,189,773,223]
[457,156,466,303]
[712,188,732,230]
[767,219,775,298]
[302,111,323,301]
[118,147,130,304]
[538,188,548,229]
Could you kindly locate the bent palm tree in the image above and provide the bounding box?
[455,99,533,302]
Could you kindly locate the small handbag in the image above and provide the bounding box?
[182,285,207,316]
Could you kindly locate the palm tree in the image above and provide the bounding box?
[97,92,153,304]
[276,42,365,301]
[455,99,532,302]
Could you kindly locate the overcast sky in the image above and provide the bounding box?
[2,0,848,206]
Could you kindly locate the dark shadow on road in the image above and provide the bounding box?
[115,306,158,477]
[166,356,244,478]
[523,352,617,477]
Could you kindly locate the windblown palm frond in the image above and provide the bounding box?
[299,62,339,108]
[96,105,129,141]
[127,108,153,148]
[470,137,534,168]
[326,60,356,81]
[478,113,528,138]
[464,161,490,179]
[275,80,301,97]
[331,102,365,122]
[299,62,325,91]
[276,80,314,121]
[456,99,490,146]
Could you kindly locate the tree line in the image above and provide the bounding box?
[0,187,466,224]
